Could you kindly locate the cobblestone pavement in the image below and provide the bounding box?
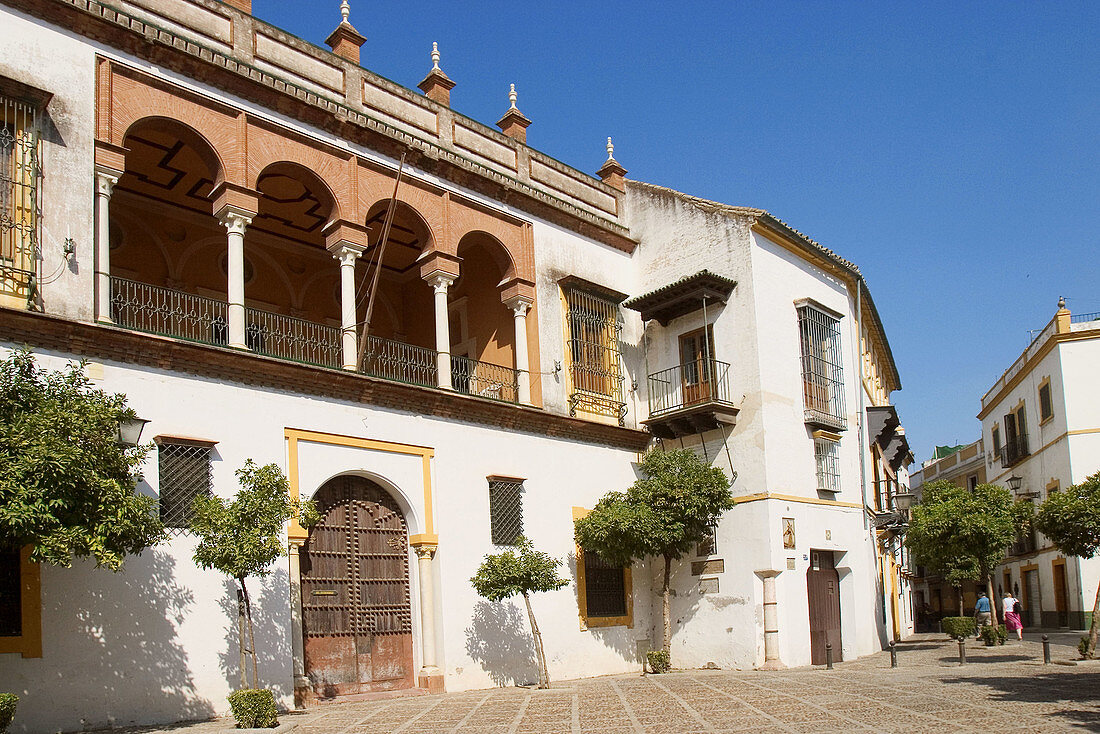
[90,633,1100,734]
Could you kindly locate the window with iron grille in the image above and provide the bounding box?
[1038,380,1053,422]
[488,477,523,545]
[564,287,626,423]
[814,436,841,493]
[583,550,627,617]
[0,84,43,307]
[158,440,214,531]
[797,303,846,430]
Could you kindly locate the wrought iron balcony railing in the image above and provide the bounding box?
[109,276,521,403]
[1000,433,1030,467]
[647,358,732,416]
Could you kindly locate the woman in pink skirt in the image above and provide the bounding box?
[1003,591,1023,641]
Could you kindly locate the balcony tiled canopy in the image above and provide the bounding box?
[623,270,736,326]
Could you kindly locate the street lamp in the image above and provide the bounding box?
[117,415,149,447]
[1007,475,1039,500]
[892,490,914,515]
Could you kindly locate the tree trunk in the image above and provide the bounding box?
[1088,579,1100,658]
[985,574,999,624]
[662,554,672,655]
[957,587,964,617]
[236,584,248,690]
[241,576,259,689]
[522,592,550,688]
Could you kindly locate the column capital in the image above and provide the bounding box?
[413,544,437,560]
[332,244,365,267]
[94,165,121,197]
[504,294,533,315]
[217,206,254,235]
[755,569,783,579]
[425,271,456,293]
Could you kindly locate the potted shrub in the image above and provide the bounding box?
[227,689,278,729]
[647,650,671,674]
[941,616,976,640]
[0,693,17,734]
[980,624,1007,646]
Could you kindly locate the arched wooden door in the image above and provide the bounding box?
[300,475,414,696]
[807,550,842,665]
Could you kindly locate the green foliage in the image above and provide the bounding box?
[0,693,17,734]
[191,460,314,580]
[226,689,278,729]
[1035,473,1100,560]
[646,650,670,674]
[941,616,976,640]
[1080,636,1093,660]
[0,348,164,570]
[470,537,569,601]
[573,449,733,566]
[906,481,1019,586]
[980,624,1007,645]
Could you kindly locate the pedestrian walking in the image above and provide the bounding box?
[974,591,993,638]
[1003,590,1023,641]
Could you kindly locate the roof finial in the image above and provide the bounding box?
[1058,295,1066,310]
[431,42,440,70]
[606,136,615,161]
[509,83,518,110]
[340,0,350,23]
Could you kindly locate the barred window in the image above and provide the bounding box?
[814,436,841,493]
[797,302,845,430]
[1038,380,1053,422]
[488,477,523,545]
[564,286,626,423]
[0,83,45,307]
[583,550,627,618]
[157,438,215,531]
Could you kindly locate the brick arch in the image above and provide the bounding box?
[120,116,226,192]
[358,174,444,252]
[457,230,516,283]
[255,160,340,224]
[245,125,352,212]
[449,207,530,282]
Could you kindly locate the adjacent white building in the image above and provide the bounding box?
[978,300,1100,630]
[0,1,912,731]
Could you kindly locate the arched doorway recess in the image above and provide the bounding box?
[299,475,415,696]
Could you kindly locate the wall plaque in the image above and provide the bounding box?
[691,559,724,576]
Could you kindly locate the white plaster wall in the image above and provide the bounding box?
[0,9,97,320]
[0,345,649,732]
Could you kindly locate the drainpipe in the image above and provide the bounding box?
[856,282,868,530]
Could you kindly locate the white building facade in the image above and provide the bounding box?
[979,301,1100,630]
[0,1,910,731]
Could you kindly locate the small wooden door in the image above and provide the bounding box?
[300,476,414,697]
[807,550,842,665]
[1053,563,1069,628]
[679,327,715,406]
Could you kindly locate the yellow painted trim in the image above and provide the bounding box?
[987,429,1100,484]
[812,429,842,442]
[0,547,42,658]
[1045,478,1061,495]
[284,427,436,543]
[889,555,901,641]
[732,492,862,509]
[1037,376,1054,425]
[978,328,1100,420]
[572,506,633,630]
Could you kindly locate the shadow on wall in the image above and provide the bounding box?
[464,599,537,687]
[216,570,292,701]
[563,553,645,664]
[23,550,216,731]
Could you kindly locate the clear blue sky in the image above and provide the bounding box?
[255,1,1099,463]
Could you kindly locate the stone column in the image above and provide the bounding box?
[218,209,252,349]
[414,544,443,692]
[756,569,784,669]
[427,274,456,390]
[93,167,120,323]
[334,245,363,370]
[288,540,310,706]
[505,296,533,404]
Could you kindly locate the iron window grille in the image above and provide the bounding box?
[1039,382,1053,422]
[488,478,524,545]
[158,441,213,532]
[564,287,627,424]
[797,304,846,430]
[583,550,627,618]
[0,87,42,308]
[814,437,841,493]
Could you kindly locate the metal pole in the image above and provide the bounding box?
[1042,634,1051,665]
[889,640,897,668]
[957,637,966,665]
[825,643,834,670]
